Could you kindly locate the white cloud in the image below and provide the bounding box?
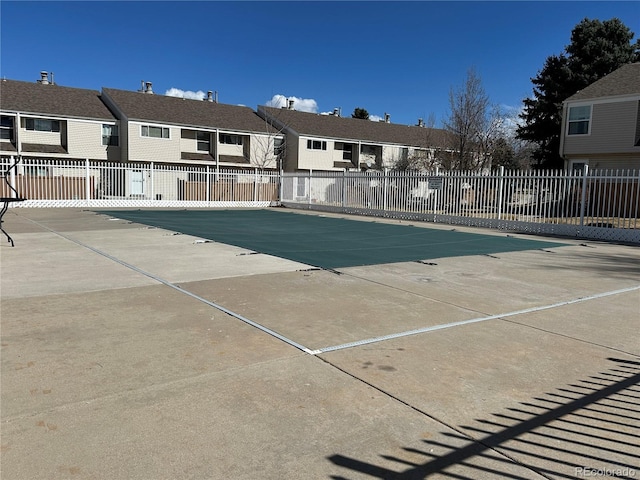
[369,115,383,122]
[165,88,207,100]
[266,94,318,113]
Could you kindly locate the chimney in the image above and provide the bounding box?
[207,91,213,102]
[144,81,153,94]
[417,118,424,127]
[288,99,295,110]
[384,113,390,123]
[37,71,49,85]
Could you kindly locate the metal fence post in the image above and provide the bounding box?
[579,164,589,227]
[254,167,258,202]
[342,170,347,208]
[308,169,312,205]
[150,162,155,202]
[8,155,17,199]
[206,165,211,205]
[85,158,90,205]
[383,168,388,211]
[497,166,504,220]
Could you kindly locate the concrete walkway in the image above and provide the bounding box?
[1,208,638,479]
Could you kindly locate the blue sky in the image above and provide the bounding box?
[1,1,639,126]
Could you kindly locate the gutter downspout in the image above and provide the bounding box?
[559,102,568,169]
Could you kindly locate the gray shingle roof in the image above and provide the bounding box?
[0,79,116,120]
[102,88,274,134]
[259,106,449,148]
[565,63,640,102]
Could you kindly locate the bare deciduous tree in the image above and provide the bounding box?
[443,67,490,171]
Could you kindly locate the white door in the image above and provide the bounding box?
[130,170,145,196]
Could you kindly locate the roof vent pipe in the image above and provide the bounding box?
[417,118,424,127]
[288,99,295,110]
[144,81,153,94]
[38,71,49,85]
[207,91,213,102]
[50,72,54,85]
[384,113,390,123]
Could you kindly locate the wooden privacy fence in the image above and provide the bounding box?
[178,180,278,202]
[1,175,95,200]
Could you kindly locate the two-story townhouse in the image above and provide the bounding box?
[560,62,640,171]
[0,74,120,163]
[100,86,284,171]
[257,105,449,172]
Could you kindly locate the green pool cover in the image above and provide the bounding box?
[98,209,568,269]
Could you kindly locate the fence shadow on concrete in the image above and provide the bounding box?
[328,357,640,479]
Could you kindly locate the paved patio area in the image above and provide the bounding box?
[1,208,639,479]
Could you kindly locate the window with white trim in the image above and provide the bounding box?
[25,118,60,132]
[102,124,119,146]
[307,139,327,150]
[0,116,14,140]
[219,133,243,145]
[196,131,210,151]
[335,142,352,160]
[274,137,285,155]
[141,125,170,138]
[567,105,591,135]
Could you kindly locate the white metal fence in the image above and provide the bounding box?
[3,157,639,243]
[281,167,640,244]
[1,157,280,208]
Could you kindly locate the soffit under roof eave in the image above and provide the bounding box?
[126,117,276,135]
[563,93,640,105]
[0,109,116,122]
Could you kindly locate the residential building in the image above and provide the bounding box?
[101,84,284,170]
[257,105,450,172]
[560,62,640,171]
[0,72,120,161]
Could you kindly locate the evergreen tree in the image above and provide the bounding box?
[351,108,369,120]
[516,18,639,169]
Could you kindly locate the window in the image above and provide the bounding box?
[567,105,591,135]
[102,124,119,146]
[336,142,352,160]
[141,125,170,138]
[196,131,210,151]
[0,116,14,140]
[219,133,243,145]
[25,118,60,132]
[307,139,327,150]
[274,137,285,155]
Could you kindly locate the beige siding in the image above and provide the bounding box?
[297,137,337,170]
[218,142,244,157]
[248,133,278,168]
[128,122,180,162]
[66,120,110,159]
[564,101,640,155]
[583,155,640,171]
[382,145,406,168]
[20,125,62,146]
